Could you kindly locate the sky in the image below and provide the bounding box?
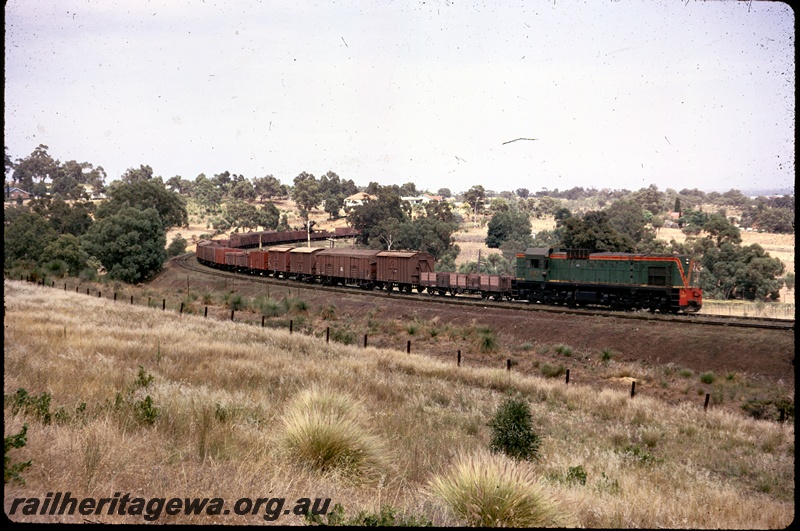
[4,0,795,196]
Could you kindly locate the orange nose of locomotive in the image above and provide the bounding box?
[679,288,703,313]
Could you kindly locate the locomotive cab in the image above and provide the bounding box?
[516,247,553,282]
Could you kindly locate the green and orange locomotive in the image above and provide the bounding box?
[515,248,702,313]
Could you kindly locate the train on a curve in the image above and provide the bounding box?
[195,231,702,314]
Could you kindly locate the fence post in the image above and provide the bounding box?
[231,309,235,321]
[76,286,79,293]
[506,359,511,372]
[180,302,184,314]
[114,292,117,301]
[204,306,208,318]
[98,291,101,298]
[566,369,570,385]
[703,393,710,412]
[130,295,134,305]
[64,283,67,291]
[326,327,330,343]
[262,316,265,327]
[162,299,166,311]
[364,334,368,348]
[86,288,90,295]
[407,340,411,354]
[457,350,461,367]
[290,320,293,334]
[630,381,636,398]
[148,296,151,307]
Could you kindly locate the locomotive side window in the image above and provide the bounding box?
[648,266,668,286]
[529,259,540,268]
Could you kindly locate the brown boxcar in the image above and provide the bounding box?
[248,250,269,273]
[289,247,325,278]
[376,251,434,291]
[214,246,238,265]
[195,241,214,263]
[267,246,295,277]
[225,251,248,268]
[316,249,380,286]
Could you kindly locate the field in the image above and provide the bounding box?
[3,278,794,527]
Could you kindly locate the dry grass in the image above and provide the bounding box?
[4,280,794,527]
[427,450,575,527]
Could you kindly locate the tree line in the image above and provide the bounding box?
[4,145,794,301]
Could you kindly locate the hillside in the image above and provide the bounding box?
[4,280,794,527]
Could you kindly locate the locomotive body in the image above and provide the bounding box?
[515,248,702,313]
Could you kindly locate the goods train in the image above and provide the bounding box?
[195,231,702,313]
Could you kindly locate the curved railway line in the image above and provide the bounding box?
[175,253,794,332]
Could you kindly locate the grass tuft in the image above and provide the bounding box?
[427,451,574,527]
[278,387,389,480]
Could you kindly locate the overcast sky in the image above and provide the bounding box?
[4,0,795,195]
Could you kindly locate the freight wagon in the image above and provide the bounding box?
[316,249,380,288]
[376,251,434,292]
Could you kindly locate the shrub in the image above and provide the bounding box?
[5,388,53,424]
[566,465,587,486]
[278,387,387,479]
[135,396,160,425]
[601,348,615,362]
[329,324,357,345]
[555,344,573,357]
[427,451,572,527]
[260,298,284,317]
[540,363,566,378]
[319,305,337,320]
[488,398,541,461]
[475,328,499,353]
[136,366,154,388]
[4,424,32,485]
[699,372,716,384]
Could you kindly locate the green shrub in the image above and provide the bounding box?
[136,366,154,388]
[475,327,499,353]
[555,344,573,357]
[566,465,587,486]
[488,398,541,461]
[135,396,160,425]
[330,324,357,345]
[540,363,566,378]
[601,348,614,362]
[260,298,284,317]
[4,424,32,485]
[5,388,53,424]
[741,397,795,422]
[699,372,716,384]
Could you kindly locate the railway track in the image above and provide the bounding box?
[174,253,794,332]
